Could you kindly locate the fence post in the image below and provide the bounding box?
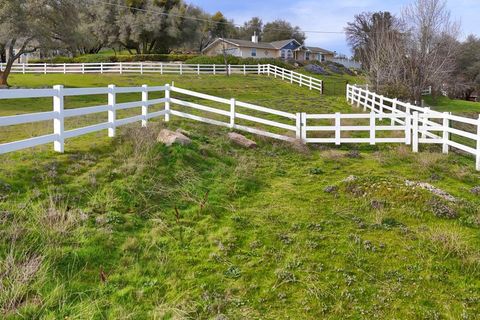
[442,112,450,154]
[23,63,26,74]
[229,98,236,128]
[405,113,412,145]
[412,111,419,152]
[213,64,216,75]
[243,64,246,76]
[391,99,397,125]
[301,112,307,144]
[197,64,200,75]
[165,84,170,122]
[296,113,302,140]
[108,85,116,137]
[356,87,361,108]
[142,84,148,127]
[476,115,480,171]
[379,96,384,120]
[422,107,430,139]
[160,63,163,75]
[363,92,368,112]
[53,85,64,153]
[44,63,47,75]
[140,62,143,75]
[369,111,376,145]
[228,64,231,75]
[309,77,312,90]
[335,112,341,145]
[120,62,123,75]
[82,63,85,74]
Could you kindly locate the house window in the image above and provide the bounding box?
[305,52,310,61]
[281,49,286,59]
[251,48,257,57]
[287,49,293,59]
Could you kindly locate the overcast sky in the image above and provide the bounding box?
[189,0,480,56]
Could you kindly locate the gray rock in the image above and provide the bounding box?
[227,132,257,148]
[471,186,480,196]
[343,175,357,183]
[324,185,338,193]
[157,129,191,146]
[405,180,456,202]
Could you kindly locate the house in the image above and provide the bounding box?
[202,34,335,62]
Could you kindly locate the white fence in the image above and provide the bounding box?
[346,84,480,170]
[0,63,323,93]
[0,84,479,171]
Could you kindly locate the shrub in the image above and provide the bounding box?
[184,55,295,69]
[29,54,198,64]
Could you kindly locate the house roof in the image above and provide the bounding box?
[269,39,301,49]
[305,46,334,55]
[202,38,303,52]
[222,39,276,49]
[201,38,334,55]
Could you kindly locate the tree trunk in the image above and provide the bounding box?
[0,58,14,87]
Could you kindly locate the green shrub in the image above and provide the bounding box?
[29,54,198,64]
[184,55,294,69]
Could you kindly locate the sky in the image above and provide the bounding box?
[188,0,480,56]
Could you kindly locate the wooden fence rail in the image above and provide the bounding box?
[0,63,323,93]
[0,83,478,170]
[346,84,480,170]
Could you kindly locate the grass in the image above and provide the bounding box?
[1,73,480,319]
[424,95,480,114]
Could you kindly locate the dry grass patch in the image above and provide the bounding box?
[427,226,471,259]
[321,149,346,161]
[0,250,46,316]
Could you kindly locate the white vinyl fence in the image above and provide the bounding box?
[346,84,480,170]
[0,63,323,93]
[0,84,479,171]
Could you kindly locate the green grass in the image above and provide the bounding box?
[1,73,480,319]
[425,95,480,114]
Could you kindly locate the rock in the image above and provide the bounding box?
[471,186,480,196]
[343,175,357,183]
[405,180,456,202]
[428,198,458,219]
[324,185,338,193]
[227,132,257,148]
[157,129,191,146]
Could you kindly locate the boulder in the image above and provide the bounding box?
[157,129,191,146]
[227,132,257,148]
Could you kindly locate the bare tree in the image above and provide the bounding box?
[401,0,460,101]
[346,12,406,92]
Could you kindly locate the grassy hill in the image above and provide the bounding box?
[424,95,480,114]
[1,74,479,319]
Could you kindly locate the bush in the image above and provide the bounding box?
[29,54,198,64]
[184,55,294,69]
[306,60,355,76]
